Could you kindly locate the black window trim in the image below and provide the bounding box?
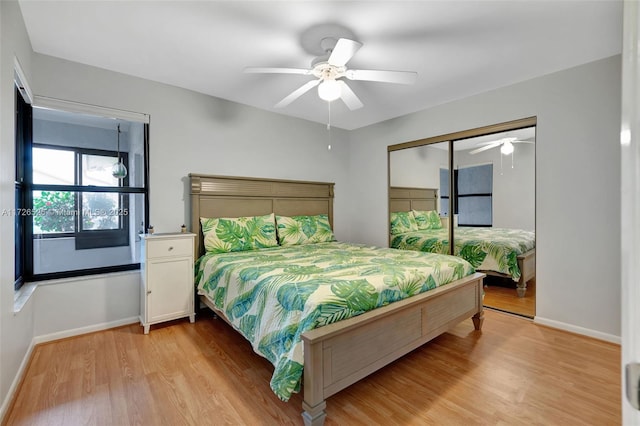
[15,84,31,290]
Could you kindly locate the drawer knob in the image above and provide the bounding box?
[168,246,174,251]
[147,290,152,295]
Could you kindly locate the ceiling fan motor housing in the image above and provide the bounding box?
[311,63,345,80]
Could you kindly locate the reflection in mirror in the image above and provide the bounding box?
[388,119,536,318]
[389,141,451,254]
[453,126,536,317]
[454,127,535,231]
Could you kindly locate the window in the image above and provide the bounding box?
[457,164,493,226]
[32,144,130,249]
[440,164,493,227]
[16,100,149,281]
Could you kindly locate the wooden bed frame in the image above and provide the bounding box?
[389,186,535,297]
[190,174,484,426]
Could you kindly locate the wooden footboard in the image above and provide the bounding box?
[199,272,484,425]
[300,272,485,426]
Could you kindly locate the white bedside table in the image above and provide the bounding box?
[140,232,196,334]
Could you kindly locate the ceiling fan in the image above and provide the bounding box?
[244,37,417,110]
[469,137,534,155]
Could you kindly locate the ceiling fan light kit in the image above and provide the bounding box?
[469,136,534,155]
[244,34,417,111]
[318,79,341,101]
[500,140,514,155]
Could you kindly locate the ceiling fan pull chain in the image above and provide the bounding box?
[327,101,332,150]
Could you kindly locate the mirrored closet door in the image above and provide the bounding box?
[389,141,452,254]
[388,117,536,318]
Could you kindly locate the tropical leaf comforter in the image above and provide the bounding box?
[195,241,475,401]
[391,227,535,281]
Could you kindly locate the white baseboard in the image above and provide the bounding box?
[0,339,35,423]
[32,317,140,345]
[1,316,140,423]
[534,316,621,344]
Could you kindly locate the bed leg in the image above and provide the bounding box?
[472,311,484,331]
[302,401,326,426]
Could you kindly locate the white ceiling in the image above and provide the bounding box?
[18,1,623,130]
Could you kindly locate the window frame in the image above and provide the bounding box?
[15,84,32,290]
[16,100,150,283]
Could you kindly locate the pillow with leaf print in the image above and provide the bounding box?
[389,211,418,235]
[200,213,278,253]
[276,214,335,246]
[412,209,443,230]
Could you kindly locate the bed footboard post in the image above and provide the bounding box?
[302,401,326,426]
[472,311,484,330]
[302,337,326,426]
[516,281,527,298]
[473,276,485,330]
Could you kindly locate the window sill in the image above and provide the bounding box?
[14,282,37,314]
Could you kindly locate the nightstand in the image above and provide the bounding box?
[140,232,196,334]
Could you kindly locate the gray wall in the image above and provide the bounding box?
[347,55,621,339]
[389,144,448,189]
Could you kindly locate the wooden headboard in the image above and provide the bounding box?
[389,186,438,213]
[189,174,335,258]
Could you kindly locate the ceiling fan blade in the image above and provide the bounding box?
[345,69,417,85]
[328,38,362,67]
[244,67,311,75]
[275,79,320,108]
[476,139,506,146]
[469,142,501,155]
[512,139,535,144]
[337,81,363,110]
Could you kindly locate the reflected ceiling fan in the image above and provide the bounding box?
[469,137,534,155]
[244,37,417,110]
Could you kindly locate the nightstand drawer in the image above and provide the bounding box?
[147,238,192,259]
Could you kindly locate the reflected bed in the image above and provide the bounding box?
[389,186,535,297]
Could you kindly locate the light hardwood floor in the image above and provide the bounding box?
[3,309,619,426]
[483,276,536,318]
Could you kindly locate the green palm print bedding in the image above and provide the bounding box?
[391,227,535,281]
[195,241,474,401]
